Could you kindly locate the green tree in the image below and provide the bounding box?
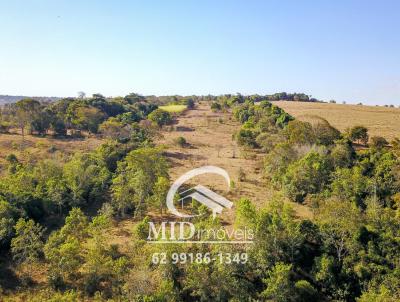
[184,98,195,109]
[313,121,341,146]
[294,280,318,302]
[348,126,369,145]
[284,120,316,145]
[152,176,170,214]
[0,163,44,219]
[312,254,337,297]
[44,208,88,285]
[262,263,294,302]
[236,129,257,147]
[148,109,172,127]
[330,139,355,168]
[31,108,52,135]
[95,140,126,172]
[124,92,145,104]
[264,142,299,184]
[0,199,16,249]
[63,153,110,207]
[283,151,332,202]
[234,198,257,228]
[33,160,70,214]
[11,218,45,267]
[370,136,388,149]
[99,118,130,141]
[68,104,106,134]
[15,98,41,138]
[256,132,283,153]
[330,166,371,207]
[174,136,187,148]
[252,198,304,270]
[184,255,252,301]
[111,147,168,217]
[315,199,362,263]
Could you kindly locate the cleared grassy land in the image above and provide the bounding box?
[159,104,187,113]
[0,133,102,167]
[156,104,312,221]
[272,101,400,141]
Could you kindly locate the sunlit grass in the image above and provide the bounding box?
[159,104,187,113]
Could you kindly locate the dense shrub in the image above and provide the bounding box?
[282,151,332,202]
[148,109,172,127]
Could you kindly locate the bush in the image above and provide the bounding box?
[52,119,67,136]
[0,122,11,133]
[148,109,172,127]
[210,102,222,112]
[238,167,246,182]
[174,136,187,147]
[5,153,18,164]
[235,198,256,228]
[294,280,318,302]
[48,145,57,153]
[0,199,16,249]
[256,133,281,153]
[283,152,332,203]
[47,271,65,290]
[134,216,150,240]
[184,98,195,109]
[370,136,388,149]
[236,129,257,148]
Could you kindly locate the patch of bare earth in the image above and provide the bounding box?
[157,103,312,224]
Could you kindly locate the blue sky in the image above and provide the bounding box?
[0,0,399,105]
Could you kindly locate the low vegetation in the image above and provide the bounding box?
[0,92,399,301]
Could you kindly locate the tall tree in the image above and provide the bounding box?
[11,218,45,269]
[15,98,41,138]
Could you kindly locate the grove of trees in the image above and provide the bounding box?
[0,93,399,301]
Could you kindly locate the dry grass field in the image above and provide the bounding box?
[0,132,102,168]
[272,101,400,141]
[157,104,312,221]
[108,103,313,249]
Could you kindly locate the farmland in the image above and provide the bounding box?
[272,101,400,141]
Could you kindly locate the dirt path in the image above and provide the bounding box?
[158,103,312,223]
[109,103,311,247]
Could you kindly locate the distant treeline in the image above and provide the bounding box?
[0,93,194,137]
[0,92,319,106]
[0,92,317,137]
[0,95,61,105]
